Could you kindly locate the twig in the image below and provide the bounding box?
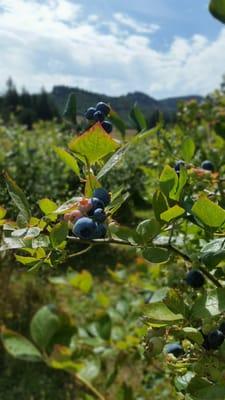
[67,244,93,259]
[75,374,106,400]
[67,236,223,288]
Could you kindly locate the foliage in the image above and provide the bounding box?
[1,54,225,400]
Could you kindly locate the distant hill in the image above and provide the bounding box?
[51,85,203,121]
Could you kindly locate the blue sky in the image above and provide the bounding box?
[0,0,224,98]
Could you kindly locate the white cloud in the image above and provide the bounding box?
[0,0,224,99]
[113,12,160,34]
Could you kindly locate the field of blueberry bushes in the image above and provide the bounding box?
[1,2,225,400]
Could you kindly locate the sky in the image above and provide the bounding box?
[0,0,225,99]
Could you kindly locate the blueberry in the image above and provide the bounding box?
[101,120,113,134]
[89,197,105,215]
[93,110,104,122]
[219,322,225,335]
[93,208,106,223]
[174,160,185,173]
[72,217,97,240]
[186,269,205,289]
[95,223,107,238]
[166,343,184,357]
[201,160,215,172]
[93,188,111,206]
[207,329,224,350]
[84,107,96,120]
[96,102,110,116]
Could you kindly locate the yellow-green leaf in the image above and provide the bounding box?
[54,146,80,177]
[85,174,101,197]
[38,198,58,215]
[192,196,225,227]
[0,206,6,219]
[160,205,185,222]
[69,122,120,164]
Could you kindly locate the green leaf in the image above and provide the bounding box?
[181,327,204,345]
[107,190,129,216]
[136,218,161,243]
[160,205,185,222]
[0,206,6,219]
[159,165,178,200]
[188,376,225,400]
[152,190,168,222]
[209,0,225,24]
[5,172,31,223]
[96,313,112,340]
[109,110,126,139]
[142,247,170,264]
[131,125,159,145]
[50,221,68,248]
[84,174,101,198]
[110,223,139,244]
[181,138,195,162]
[32,234,50,248]
[63,92,77,124]
[30,305,61,349]
[15,255,38,265]
[191,288,225,318]
[201,238,225,268]
[69,271,93,294]
[78,359,100,382]
[191,196,225,228]
[97,145,128,180]
[175,372,195,391]
[1,328,42,362]
[69,122,120,165]
[1,236,25,251]
[130,102,147,131]
[145,302,183,324]
[176,166,188,200]
[53,146,80,177]
[38,198,58,215]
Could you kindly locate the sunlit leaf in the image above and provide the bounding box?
[69,122,120,164]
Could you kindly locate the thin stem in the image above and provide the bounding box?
[67,235,141,247]
[199,266,222,288]
[67,236,223,288]
[67,244,93,258]
[75,374,106,400]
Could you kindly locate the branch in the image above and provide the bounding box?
[67,236,223,288]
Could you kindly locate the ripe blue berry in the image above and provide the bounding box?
[201,160,215,172]
[95,223,107,238]
[207,329,224,350]
[186,269,205,289]
[93,188,110,206]
[166,343,184,357]
[72,217,97,240]
[93,208,106,223]
[90,197,105,212]
[101,120,113,134]
[96,102,110,116]
[85,107,96,120]
[174,160,185,173]
[93,110,104,122]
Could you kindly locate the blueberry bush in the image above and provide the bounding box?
[1,2,225,399]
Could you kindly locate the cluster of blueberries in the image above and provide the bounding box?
[84,101,113,134]
[64,188,110,240]
[166,321,225,358]
[174,159,215,173]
